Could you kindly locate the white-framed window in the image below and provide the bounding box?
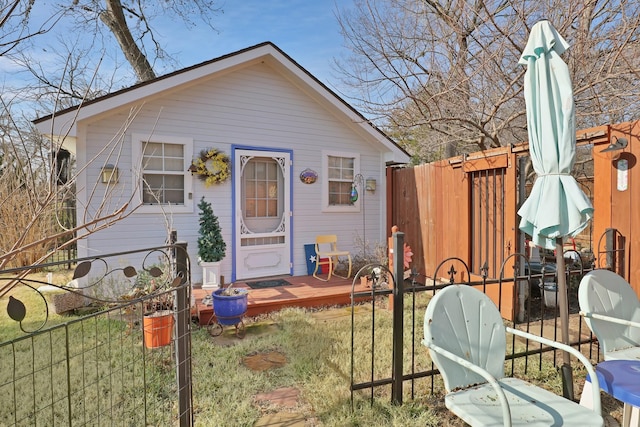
[322,150,360,212]
[132,133,193,213]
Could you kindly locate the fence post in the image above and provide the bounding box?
[175,282,193,426]
[605,228,616,270]
[387,225,399,311]
[391,230,404,405]
[174,242,189,285]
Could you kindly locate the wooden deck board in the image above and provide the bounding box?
[193,275,371,326]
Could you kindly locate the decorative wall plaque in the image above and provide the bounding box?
[299,168,318,184]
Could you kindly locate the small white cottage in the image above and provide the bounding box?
[34,42,410,284]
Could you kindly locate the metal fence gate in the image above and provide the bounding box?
[469,166,508,276]
[0,245,193,426]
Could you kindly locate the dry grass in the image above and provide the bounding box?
[191,295,623,426]
[0,188,60,269]
[192,302,443,426]
[0,274,625,426]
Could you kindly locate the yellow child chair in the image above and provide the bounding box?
[313,235,352,281]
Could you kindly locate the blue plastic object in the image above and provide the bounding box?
[212,289,247,326]
[588,360,640,408]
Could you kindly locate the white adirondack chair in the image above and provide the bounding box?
[423,284,603,427]
[578,269,640,360]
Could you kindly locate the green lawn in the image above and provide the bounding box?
[0,277,176,426]
[0,274,622,426]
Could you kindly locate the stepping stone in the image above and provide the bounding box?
[254,412,306,426]
[254,387,300,409]
[242,350,287,371]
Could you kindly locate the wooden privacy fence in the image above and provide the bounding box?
[388,145,520,319]
[386,124,625,320]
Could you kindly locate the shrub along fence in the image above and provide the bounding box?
[0,245,193,426]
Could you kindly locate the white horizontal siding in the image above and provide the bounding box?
[80,61,389,282]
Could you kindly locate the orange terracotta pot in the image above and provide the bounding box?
[143,310,174,349]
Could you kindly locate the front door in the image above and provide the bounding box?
[234,149,291,280]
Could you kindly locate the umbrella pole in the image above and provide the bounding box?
[556,237,574,400]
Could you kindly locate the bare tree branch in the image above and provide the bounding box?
[336,0,640,163]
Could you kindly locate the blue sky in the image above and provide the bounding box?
[154,0,351,89]
[0,1,354,94]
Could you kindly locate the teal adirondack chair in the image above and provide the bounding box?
[423,285,603,427]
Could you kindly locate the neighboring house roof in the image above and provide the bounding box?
[34,41,410,164]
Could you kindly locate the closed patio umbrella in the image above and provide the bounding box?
[517,20,594,400]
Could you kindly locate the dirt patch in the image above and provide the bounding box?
[206,319,279,346]
[311,304,371,321]
[243,350,287,372]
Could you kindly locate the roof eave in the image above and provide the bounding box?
[33,42,410,164]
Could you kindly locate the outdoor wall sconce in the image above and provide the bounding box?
[600,136,628,153]
[365,177,376,193]
[101,164,119,183]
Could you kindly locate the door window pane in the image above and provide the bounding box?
[242,157,283,232]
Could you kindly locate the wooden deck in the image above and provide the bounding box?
[193,275,371,326]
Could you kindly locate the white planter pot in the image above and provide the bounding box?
[539,281,558,308]
[201,261,222,291]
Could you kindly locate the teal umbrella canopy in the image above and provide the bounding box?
[517,20,593,250]
[518,20,595,400]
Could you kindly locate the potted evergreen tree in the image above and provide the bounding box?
[197,197,226,291]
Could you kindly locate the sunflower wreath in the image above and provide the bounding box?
[190,148,231,187]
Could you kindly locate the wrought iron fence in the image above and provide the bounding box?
[0,245,192,426]
[349,232,605,408]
